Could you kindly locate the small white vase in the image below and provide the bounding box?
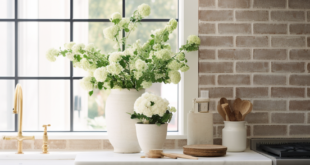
[135,123,168,153]
[106,89,145,153]
[222,121,247,152]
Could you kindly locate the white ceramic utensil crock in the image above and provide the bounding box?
[222,121,247,152]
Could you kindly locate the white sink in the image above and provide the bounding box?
[0,152,77,160]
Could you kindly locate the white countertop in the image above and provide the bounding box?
[75,149,272,165]
[0,151,77,160]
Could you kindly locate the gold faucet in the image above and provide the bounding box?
[3,84,35,154]
[42,124,51,154]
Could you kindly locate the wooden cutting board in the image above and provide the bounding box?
[183,144,227,157]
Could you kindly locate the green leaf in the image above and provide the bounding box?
[74,55,82,62]
[89,91,93,96]
[151,34,155,38]
[98,82,104,90]
[119,60,126,68]
[149,39,155,45]
[124,28,130,32]
[150,101,155,106]
[110,81,114,89]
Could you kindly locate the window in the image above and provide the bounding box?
[0,0,180,132]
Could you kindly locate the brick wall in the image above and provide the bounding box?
[198,0,310,141]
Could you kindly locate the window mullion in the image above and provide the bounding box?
[70,0,74,132]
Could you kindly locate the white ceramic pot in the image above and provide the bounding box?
[105,89,145,153]
[222,121,247,152]
[135,123,168,153]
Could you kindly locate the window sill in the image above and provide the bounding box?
[0,132,187,140]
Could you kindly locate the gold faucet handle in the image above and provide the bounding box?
[42,124,51,133]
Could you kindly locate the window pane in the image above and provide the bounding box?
[73,80,108,131]
[74,0,122,19]
[146,83,178,131]
[0,22,15,76]
[126,22,178,52]
[0,0,14,18]
[18,0,70,19]
[126,0,178,19]
[19,80,70,131]
[18,22,70,77]
[0,80,15,131]
[73,22,120,77]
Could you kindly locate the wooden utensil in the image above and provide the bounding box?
[219,97,228,105]
[222,103,236,121]
[217,101,226,121]
[239,101,252,120]
[233,98,242,112]
[183,144,227,157]
[147,149,198,160]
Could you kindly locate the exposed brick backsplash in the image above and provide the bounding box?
[199,0,310,138]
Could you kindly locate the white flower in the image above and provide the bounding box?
[128,22,137,31]
[153,44,161,50]
[94,67,108,82]
[176,52,185,61]
[80,76,94,91]
[46,48,59,62]
[165,19,178,33]
[170,106,176,112]
[107,62,123,75]
[103,82,111,89]
[155,49,171,61]
[81,59,92,70]
[103,25,119,40]
[187,35,201,45]
[111,12,122,21]
[138,4,151,18]
[141,81,152,88]
[65,52,75,61]
[72,43,85,54]
[180,65,190,72]
[163,44,171,50]
[168,70,181,84]
[124,48,134,56]
[118,18,130,28]
[152,29,164,37]
[167,60,181,71]
[135,59,147,71]
[134,93,170,118]
[109,52,123,63]
[155,73,165,80]
[85,43,95,52]
[134,71,143,80]
[64,42,76,49]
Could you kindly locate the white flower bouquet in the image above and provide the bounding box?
[129,93,176,125]
[46,3,200,96]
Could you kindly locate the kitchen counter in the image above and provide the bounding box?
[75,149,272,165]
[0,151,76,160]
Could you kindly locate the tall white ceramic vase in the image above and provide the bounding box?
[135,123,168,153]
[105,89,145,153]
[222,121,247,152]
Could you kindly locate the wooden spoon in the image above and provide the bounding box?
[239,100,252,120]
[217,101,227,121]
[219,98,228,105]
[221,103,236,121]
[147,149,198,160]
[233,98,243,121]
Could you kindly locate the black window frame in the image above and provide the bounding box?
[0,0,179,133]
